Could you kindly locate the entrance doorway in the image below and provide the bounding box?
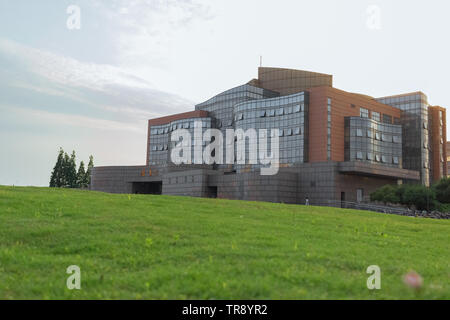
[132,182,162,194]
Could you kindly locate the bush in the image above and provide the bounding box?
[434,178,450,204]
[371,183,438,211]
[402,184,437,211]
[370,184,399,205]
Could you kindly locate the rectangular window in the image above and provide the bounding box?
[360,108,369,118]
[393,136,401,143]
[276,108,284,116]
[383,114,393,124]
[393,156,399,164]
[372,111,381,122]
[293,105,300,113]
[375,132,381,140]
[356,129,363,137]
[357,189,364,203]
[367,153,374,161]
[268,109,275,117]
[294,127,301,135]
[367,130,373,138]
[356,151,363,160]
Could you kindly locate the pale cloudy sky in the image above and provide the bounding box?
[0,0,449,186]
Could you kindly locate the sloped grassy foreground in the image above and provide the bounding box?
[0,186,448,300]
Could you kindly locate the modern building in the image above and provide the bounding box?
[447,142,450,177]
[91,67,447,205]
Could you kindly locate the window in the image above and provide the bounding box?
[360,108,369,118]
[372,111,381,122]
[393,136,401,143]
[381,134,391,142]
[356,129,363,137]
[152,146,157,151]
[356,151,363,160]
[383,114,393,124]
[375,132,381,140]
[285,128,293,136]
[423,121,428,129]
[367,130,373,138]
[238,113,243,120]
[394,117,401,125]
[294,127,301,135]
[375,154,381,162]
[393,156,399,165]
[381,155,387,163]
[357,189,364,203]
[293,105,301,113]
[278,129,284,137]
[268,109,275,117]
[276,108,284,116]
[367,153,374,161]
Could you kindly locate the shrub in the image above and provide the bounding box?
[434,178,450,204]
[402,184,437,211]
[370,184,399,205]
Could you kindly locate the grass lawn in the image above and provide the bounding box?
[0,186,448,299]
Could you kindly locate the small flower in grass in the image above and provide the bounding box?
[403,271,423,290]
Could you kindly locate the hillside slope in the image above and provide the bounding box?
[0,186,448,299]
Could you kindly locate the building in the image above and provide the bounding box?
[447,142,450,177]
[91,67,447,205]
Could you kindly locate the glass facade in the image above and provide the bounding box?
[376,93,430,185]
[344,117,402,168]
[233,92,309,172]
[149,117,212,166]
[195,84,279,169]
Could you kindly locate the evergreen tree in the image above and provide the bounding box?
[86,155,94,186]
[77,161,87,188]
[62,152,71,188]
[49,148,65,187]
[68,151,78,188]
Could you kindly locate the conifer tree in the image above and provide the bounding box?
[49,148,65,187]
[68,151,78,188]
[77,161,87,188]
[86,155,94,186]
[62,152,71,188]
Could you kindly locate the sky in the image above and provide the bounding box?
[1,0,449,186]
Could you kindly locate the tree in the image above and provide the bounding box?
[434,178,450,204]
[77,161,88,188]
[403,184,437,211]
[86,155,94,186]
[68,151,78,188]
[370,185,399,205]
[49,148,65,187]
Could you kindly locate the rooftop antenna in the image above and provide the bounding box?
[259,55,262,67]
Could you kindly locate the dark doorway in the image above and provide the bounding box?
[132,182,162,195]
[341,192,346,208]
[208,186,218,198]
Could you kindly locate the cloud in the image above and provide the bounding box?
[1,104,143,134]
[0,37,195,123]
[89,0,215,67]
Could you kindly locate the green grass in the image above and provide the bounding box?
[0,186,448,300]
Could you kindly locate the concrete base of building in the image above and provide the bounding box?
[91,161,420,205]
